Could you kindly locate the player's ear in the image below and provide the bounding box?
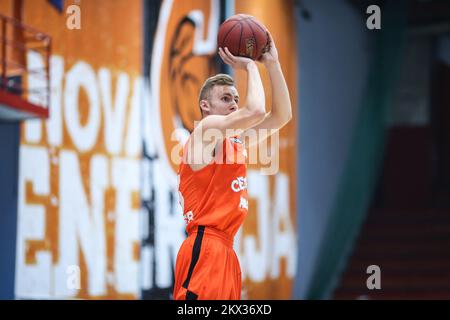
[199,100,210,115]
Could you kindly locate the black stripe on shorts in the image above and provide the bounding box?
[182,225,205,298]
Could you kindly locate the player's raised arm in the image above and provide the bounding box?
[243,31,293,147]
[261,32,292,126]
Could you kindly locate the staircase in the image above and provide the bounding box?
[333,207,450,299]
[333,125,450,299]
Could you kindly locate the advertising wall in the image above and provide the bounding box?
[12,0,143,299]
[4,0,299,299]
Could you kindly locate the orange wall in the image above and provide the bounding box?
[13,0,143,299]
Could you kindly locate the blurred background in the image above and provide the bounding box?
[0,0,449,300]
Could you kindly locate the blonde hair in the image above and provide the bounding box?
[198,74,234,116]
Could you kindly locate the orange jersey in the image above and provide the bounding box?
[174,136,248,300]
[178,136,248,238]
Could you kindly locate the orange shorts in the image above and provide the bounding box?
[173,226,242,300]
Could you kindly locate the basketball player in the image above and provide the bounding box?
[173,32,292,300]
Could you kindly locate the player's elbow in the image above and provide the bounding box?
[251,108,266,124]
[284,110,293,123]
[239,106,266,127]
[254,108,266,119]
[276,110,292,128]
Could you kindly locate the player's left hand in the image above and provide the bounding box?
[259,31,279,66]
[219,47,255,70]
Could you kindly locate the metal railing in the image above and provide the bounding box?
[0,13,51,109]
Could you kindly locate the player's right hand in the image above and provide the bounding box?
[218,47,255,70]
[259,31,279,66]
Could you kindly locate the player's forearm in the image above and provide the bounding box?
[244,62,265,117]
[266,61,292,125]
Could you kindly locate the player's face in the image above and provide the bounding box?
[208,85,240,116]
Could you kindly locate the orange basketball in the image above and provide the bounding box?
[217,14,270,60]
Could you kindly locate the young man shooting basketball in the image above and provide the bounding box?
[173,32,292,300]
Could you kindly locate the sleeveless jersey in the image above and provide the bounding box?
[178,137,248,238]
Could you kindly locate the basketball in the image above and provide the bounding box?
[217,14,270,60]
